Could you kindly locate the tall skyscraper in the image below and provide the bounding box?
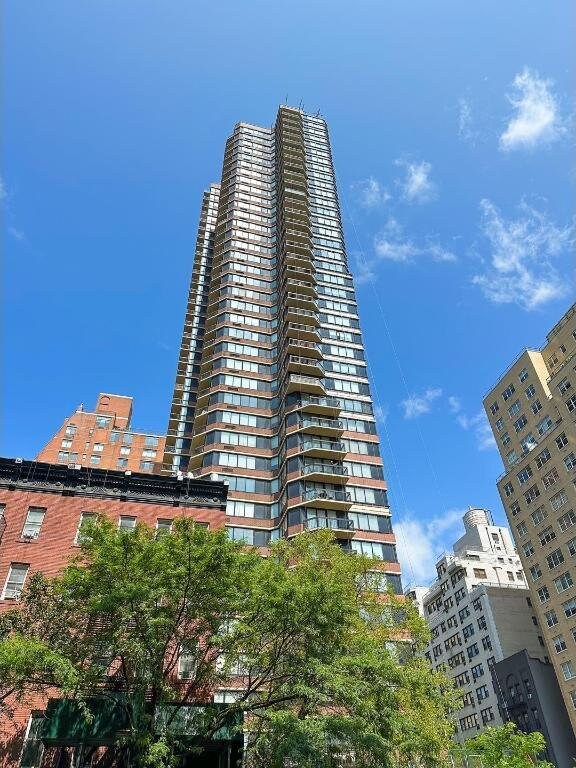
[163,106,400,591]
[484,302,576,733]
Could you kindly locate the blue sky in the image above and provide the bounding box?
[2,0,574,585]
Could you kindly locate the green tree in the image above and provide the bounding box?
[1,517,456,768]
[460,722,553,768]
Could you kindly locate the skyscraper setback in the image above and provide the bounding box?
[163,106,400,589]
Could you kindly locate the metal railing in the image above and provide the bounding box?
[305,517,353,530]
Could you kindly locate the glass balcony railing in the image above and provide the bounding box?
[305,517,354,530]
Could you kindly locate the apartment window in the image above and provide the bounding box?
[518,368,529,383]
[529,564,542,581]
[467,643,480,660]
[482,636,492,651]
[21,507,46,539]
[530,505,547,525]
[570,691,576,710]
[144,436,159,447]
[142,449,157,458]
[473,568,487,579]
[156,519,173,535]
[122,433,133,445]
[551,490,569,511]
[19,712,45,768]
[95,416,111,428]
[477,616,487,630]
[65,425,77,437]
[490,402,499,415]
[558,378,571,395]
[523,541,535,558]
[516,521,528,537]
[563,598,576,618]
[537,585,550,603]
[110,431,120,443]
[553,634,567,653]
[463,623,475,639]
[93,443,104,453]
[544,609,558,627]
[525,384,536,399]
[502,432,511,446]
[118,516,137,532]
[2,563,29,599]
[89,455,101,465]
[561,661,576,680]
[117,458,128,468]
[61,439,72,449]
[536,416,553,436]
[556,432,569,450]
[566,395,576,413]
[510,501,521,517]
[521,433,537,452]
[502,384,516,401]
[140,461,154,471]
[481,706,495,725]
[178,643,197,679]
[476,684,489,701]
[119,446,130,456]
[506,450,517,466]
[524,485,540,505]
[564,453,576,471]
[508,400,521,417]
[539,526,556,546]
[459,606,471,620]
[542,468,560,488]
[514,415,528,433]
[471,663,485,680]
[547,549,565,569]
[58,451,69,462]
[558,510,576,531]
[459,714,479,731]
[567,537,576,557]
[517,466,533,484]
[531,399,543,415]
[495,418,504,431]
[536,448,551,469]
[75,512,97,544]
[503,482,514,497]
[554,572,573,594]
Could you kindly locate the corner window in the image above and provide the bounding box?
[144,436,159,448]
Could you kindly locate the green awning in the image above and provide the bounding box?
[41,698,243,746]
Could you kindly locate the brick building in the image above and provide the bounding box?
[36,394,166,474]
[0,457,228,767]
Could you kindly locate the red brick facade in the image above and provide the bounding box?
[0,458,227,767]
[36,394,166,475]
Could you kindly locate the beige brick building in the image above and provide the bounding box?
[484,303,576,732]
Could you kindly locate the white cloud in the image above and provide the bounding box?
[400,388,442,420]
[8,226,25,242]
[0,176,7,205]
[500,68,566,152]
[395,509,465,585]
[451,401,496,452]
[373,218,456,265]
[457,97,478,145]
[374,404,389,425]
[472,198,571,311]
[352,177,391,209]
[396,159,437,204]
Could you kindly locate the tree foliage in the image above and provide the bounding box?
[0,517,456,767]
[459,723,554,768]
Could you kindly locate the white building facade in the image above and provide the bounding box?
[407,508,547,742]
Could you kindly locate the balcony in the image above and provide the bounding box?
[283,306,319,327]
[302,489,352,509]
[298,416,343,436]
[305,516,354,532]
[284,292,317,312]
[282,337,321,358]
[281,278,317,297]
[301,463,349,484]
[299,438,346,459]
[285,355,325,378]
[298,395,342,417]
[285,251,313,270]
[285,322,321,342]
[285,374,326,397]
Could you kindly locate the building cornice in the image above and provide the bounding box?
[0,457,227,509]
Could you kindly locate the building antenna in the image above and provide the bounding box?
[285,93,289,105]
